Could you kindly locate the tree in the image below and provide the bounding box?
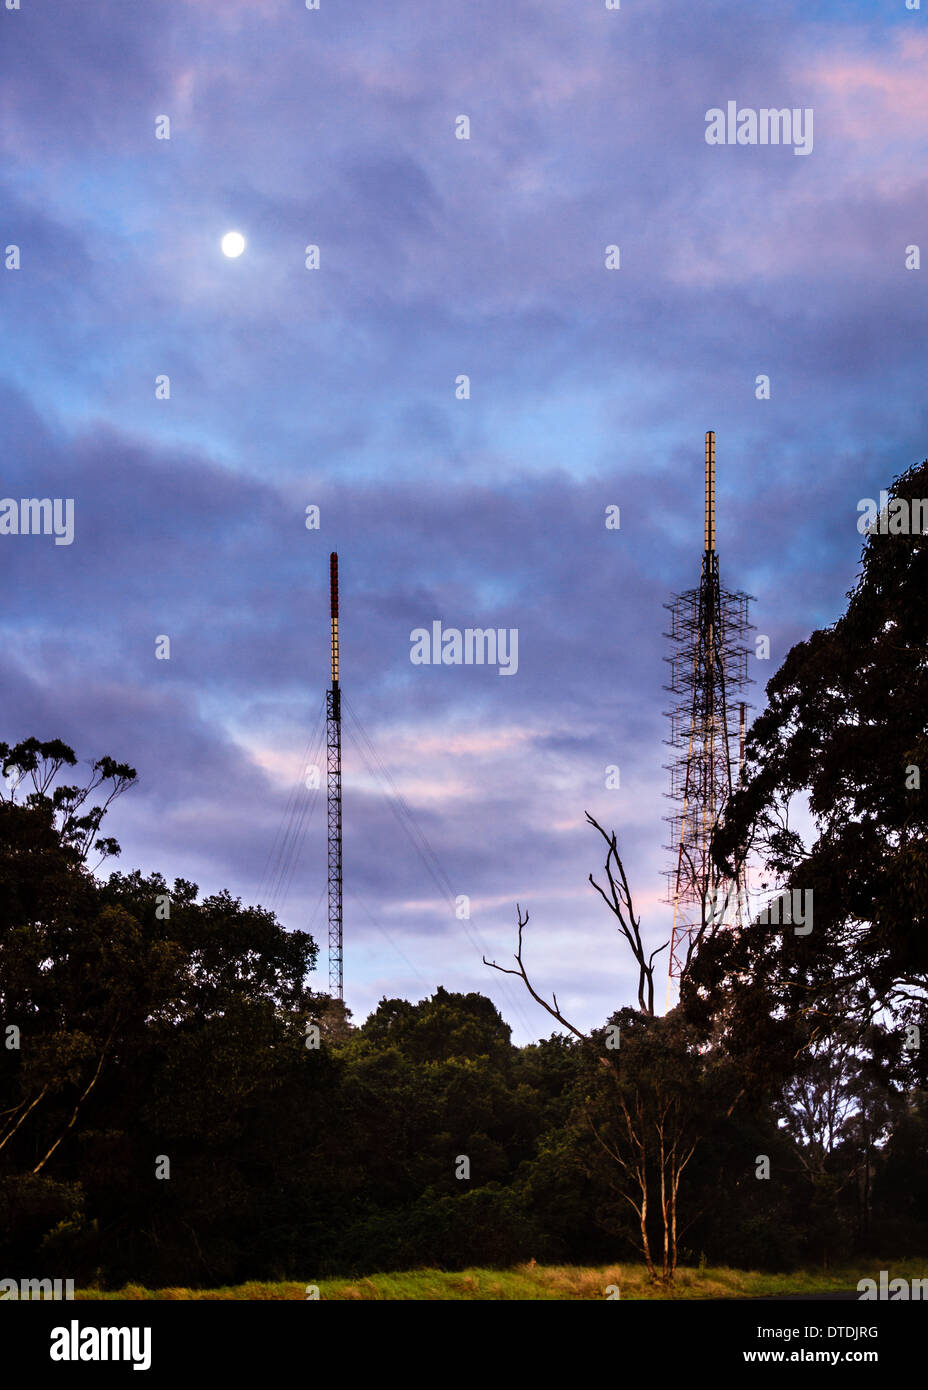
[1,741,324,1284]
[0,739,156,1178]
[709,457,928,1065]
[872,1087,928,1252]
[0,737,136,869]
[484,815,740,1281]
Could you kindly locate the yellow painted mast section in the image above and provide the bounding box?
[705,431,716,554]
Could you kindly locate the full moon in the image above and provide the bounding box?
[221,231,246,259]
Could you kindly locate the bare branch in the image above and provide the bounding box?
[585,812,660,1015]
[483,905,591,1047]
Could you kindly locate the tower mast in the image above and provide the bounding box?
[326,551,344,1000]
[663,433,752,1007]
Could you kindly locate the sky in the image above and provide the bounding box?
[1,0,926,1043]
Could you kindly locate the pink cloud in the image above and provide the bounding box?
[803,31,928,138]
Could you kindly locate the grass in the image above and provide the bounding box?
[71,1257,928,1300]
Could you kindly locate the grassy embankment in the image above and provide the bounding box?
[72,1258,928,1300]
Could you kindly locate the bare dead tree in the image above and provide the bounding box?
[483,903,601,1050]
[585,813,668,1015]
[482,820,722,1283]
[483,899,663,1276]
[587,1089,658,1278]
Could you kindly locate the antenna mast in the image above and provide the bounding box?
[663,433,753,1006]
[326,552,344,1000]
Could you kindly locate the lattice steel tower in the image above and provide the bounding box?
[663,433,753,1006]
[326,551,344,1000]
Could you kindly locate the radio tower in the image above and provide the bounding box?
[663,433,753,1008]
[326,551,344,1000]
